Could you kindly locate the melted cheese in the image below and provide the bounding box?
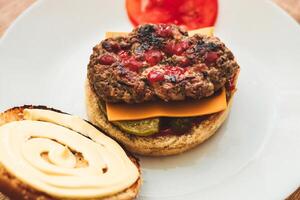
[105,26,214,38]
[105,27,226,121]
[105,32,129,38]
[106,88,226,121]
[188,26,214,36]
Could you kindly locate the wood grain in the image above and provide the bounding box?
[274,0,300,23]
[287,187,300,200]
[0,0,36,36]
[0,0,299,200]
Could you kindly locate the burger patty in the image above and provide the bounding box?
[88,24,239,103]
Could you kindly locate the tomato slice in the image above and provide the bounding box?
[126,0,218,30]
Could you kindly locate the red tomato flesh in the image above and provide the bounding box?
[126,0,218,30]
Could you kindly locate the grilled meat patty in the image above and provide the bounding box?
[88,24,239,103]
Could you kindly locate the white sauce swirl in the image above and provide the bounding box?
[0,109,139,199]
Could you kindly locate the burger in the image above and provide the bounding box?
[86,24,239,156]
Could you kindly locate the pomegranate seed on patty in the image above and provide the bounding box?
[123,57,143,72]
[147,70,165,83]
[164,66,185,76]
[205,51,219,64]
[98,55,116,65]
[118,50,130,59]
[145,50,163,66]
[164,40,190,55]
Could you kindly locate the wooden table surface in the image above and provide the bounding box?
[0,0,299,200]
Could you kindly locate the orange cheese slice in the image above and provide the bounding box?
[188,26,214,36]
[105,26,214,38]
[106,88,227,121]
[105,32,129,38]
[105,27,226,121]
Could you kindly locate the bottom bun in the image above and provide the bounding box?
[86,81,233,156]
[0,106,141,200]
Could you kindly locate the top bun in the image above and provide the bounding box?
[0,106,141,200]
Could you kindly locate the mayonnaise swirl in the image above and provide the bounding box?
[0,109,139,199]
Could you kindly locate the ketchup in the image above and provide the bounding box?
[98,55,116,65]
[126,0,218,30]
[164,66,185,76]
[147,70,165,83]
[123,57,143,72]
[164,40,190,56]
[145,50,163,66]
[147,66,185,83]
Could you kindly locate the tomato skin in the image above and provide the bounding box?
[126,0,218,30]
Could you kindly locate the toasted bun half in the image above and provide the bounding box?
[0,106,141,200]
[86,81,234,156]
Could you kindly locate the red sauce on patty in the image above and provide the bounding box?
[147,66,186,83]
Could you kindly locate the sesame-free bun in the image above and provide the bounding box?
[0,106,141,200]
[86,81,233,156]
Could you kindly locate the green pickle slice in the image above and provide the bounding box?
[99,100,195,136]
[98,100,160,136]
[113,118,159,136]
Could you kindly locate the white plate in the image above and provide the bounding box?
[1,0,300,199]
